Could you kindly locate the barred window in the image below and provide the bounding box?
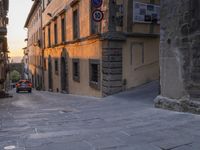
[72,59,80,82]
[89,59,100,90]
[55,59,58,75]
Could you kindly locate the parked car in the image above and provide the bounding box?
[16,80,32,93]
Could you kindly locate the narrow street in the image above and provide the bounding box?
[0,81,199,150]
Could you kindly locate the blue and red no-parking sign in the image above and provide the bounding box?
[92,9,104,22]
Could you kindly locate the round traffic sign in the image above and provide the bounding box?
[92,10,104,22]
[91,0,103,8]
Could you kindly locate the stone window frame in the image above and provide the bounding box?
[89,59,100,90]
[72,58,80,82]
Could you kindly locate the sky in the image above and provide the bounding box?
[7,0,33,61]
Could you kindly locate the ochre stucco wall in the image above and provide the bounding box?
[123,37,159,89]
[44,39,102,97]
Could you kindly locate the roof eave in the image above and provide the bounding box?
[24,0,40,28]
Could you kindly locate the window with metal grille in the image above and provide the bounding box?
[89,59,100,90]
[73,9,79,39]
[72,59,80,82]
[48,25,51,47]
[61,17,66,42]
[54,22,58,45]
[55,59,58,75]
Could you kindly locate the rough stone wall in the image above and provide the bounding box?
[155,0,200,114]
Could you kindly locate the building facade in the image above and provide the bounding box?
[26,0,160,97]
[22,47,29,80]
[25,0,43,89]
[0,0,9,95]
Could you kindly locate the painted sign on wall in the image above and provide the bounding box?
[133,2,160,24]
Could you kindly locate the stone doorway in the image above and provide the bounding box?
[48,56,53,91]
[60,49,68,93]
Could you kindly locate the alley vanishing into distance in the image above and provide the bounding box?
[0,82,200,150]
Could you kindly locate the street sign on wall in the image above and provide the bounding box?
[92,9,104,22]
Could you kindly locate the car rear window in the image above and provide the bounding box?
[19,80,30,84]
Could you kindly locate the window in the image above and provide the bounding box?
[61,17,66,42]
[48,25,51,47]
[55,59,58,75]
[131,43,144,68]
[43,30,45,48]
[40,56,42,66]
[89,59,100,90]
[72,59,80,82]
[54,22,58,45]
[44,59,47,70]
[73,9,79,39]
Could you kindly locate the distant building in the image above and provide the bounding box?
[0,0,9,94]
[24,0,43,89]
[25,0,160,97]
[22,47,29,79]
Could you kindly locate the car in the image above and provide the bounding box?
[16,80,32,93]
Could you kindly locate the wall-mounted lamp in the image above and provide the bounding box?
[47,13,52,17]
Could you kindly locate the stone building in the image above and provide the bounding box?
[25,0,43,89]
[26,0,160,97]
[0,0,9,95]
[22,47,29,80]
[155,0,200,114]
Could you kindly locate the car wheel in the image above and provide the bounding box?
[29,90,32,93]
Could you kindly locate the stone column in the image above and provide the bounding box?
[155,0,200,114]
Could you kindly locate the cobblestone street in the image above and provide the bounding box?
[0,81,200,150]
